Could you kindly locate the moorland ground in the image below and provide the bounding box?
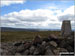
[1,31,60,42]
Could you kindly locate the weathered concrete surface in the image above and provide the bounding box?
[61,20,72,37]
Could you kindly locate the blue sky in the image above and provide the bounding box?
[1,1,74,15]
[1,0,75,30]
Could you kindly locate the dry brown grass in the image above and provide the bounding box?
[1,31,60,42]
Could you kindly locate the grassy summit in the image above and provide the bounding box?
[1,31,60,42]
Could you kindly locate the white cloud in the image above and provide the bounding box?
[1,0,25,7]
[48,6,58,10]
[1,9,59,28]
[64,6,74,15]
[58,6,75,21]
[1,5,75,29]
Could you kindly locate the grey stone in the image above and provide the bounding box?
[13,41,22,46]
[49,34,57,39]
[16,44,25,53]
[22,49,29,55]
[33,35,42,46]
[45,46,54,55]
[29,46,35,54]
[53,49,60,55]
[15,53,21,55]
[8,46,17,55]
[49,41,57,47]
[24,42,32,49]
[1,49,12,55]
[33,48,40,55]
[41,41,46,46]
[59,48,68,52]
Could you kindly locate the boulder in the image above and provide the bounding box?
[45,46,54,55]
[29,46,35,54]
[15,53,21,55]
[53,48,68,55]
[33,35,42,46]
[53,49,60,55]
[41,41,47,47]
[59,40,67,48]
[49,34,58,40]
[14,41,22,46]
[8,46,17,55]
[22,49,29,55]
[43,34,58,42]
[65,45,73,52]
[24,42,32,49]
[22,41,27,44]
[59,48,68,52]
[43,37,50,42]
[33,48,40,55]
[1,49,12,55]
[59,38,74,52]
[16,44,25,53]
[49,41,57,47]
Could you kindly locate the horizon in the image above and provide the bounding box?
[1,27,75,31]
[1,0,75,30]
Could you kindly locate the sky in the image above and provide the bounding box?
[0,0,75,30]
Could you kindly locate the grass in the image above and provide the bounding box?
[1,31,60,42]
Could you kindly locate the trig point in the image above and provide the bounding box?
[61,20,72,37]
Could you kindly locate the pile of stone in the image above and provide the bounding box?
[1,33,74,55]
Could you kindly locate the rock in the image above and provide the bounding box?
[16,44,25,53]
[1,49,12,55]
[22,41,27,44]
[43,34,58,42]
[66,36,74,49]
[24,42,32,49]
[43,37,50,42]
[1,43,13,50]
[41,41,47,46]
[15,53,21,55]
[59,48,68,52]
[8,46,17,55]
[59,39,66,48]
[13,41,22,46]
[29,46,35,54]
[59,38,74,52]
[33,48,40,55]
[65,45,73,52]
[45,46,54,55]
[1,43,17,55]
[53,48,67,55]
[39,42,47,55]
[22,49,29,55]
[49,41,57,47]
[33,35,42,46]
[49,34,57,40]
[53,49,60,55]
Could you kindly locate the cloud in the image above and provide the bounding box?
[57,5,75,30]
[58,6,74,21]
[1,5,74,29]
[2,9,57,22]
[58,14,75,21]
[1,0,25,7]
[1,9,59,28]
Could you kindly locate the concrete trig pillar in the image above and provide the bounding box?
[61,20,72,37]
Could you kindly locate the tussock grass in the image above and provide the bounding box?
[1,31,60,42]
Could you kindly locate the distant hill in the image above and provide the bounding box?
[1,27,75,32]
[1,27,61,32]
[1,27,40,32]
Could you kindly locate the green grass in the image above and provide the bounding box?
[1,31,60,42]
